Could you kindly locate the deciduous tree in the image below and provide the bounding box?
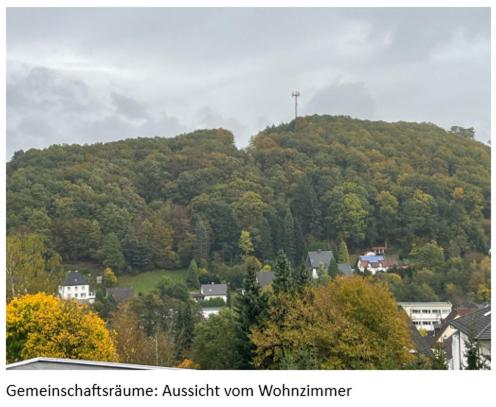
[7,293,118,363]
[7,232,61,301]
[192,308,243,369]
[251,276,414,369]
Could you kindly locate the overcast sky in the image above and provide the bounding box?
[6,7,490,158]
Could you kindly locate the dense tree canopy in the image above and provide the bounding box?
[250,276,414,369]
[7,232,63,302]
[6,116,490,304]
[7,293,118,363]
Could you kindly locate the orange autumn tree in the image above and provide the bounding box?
[251,276,414,369]
[7,293,118,363]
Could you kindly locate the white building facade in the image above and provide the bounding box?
[399,302,452,331]
[58,271,95,304]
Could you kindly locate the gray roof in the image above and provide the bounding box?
[442,335,453,361]
[107,287,134,302]
[450,306,491,340]
[409,322,433,356]
[256,271,275,288]
[337,263,353,276]
[307,250,333,269]
[6,357,173,370]
[398,301,452,308]
[62,271,89,286]
[201,283,227,296]
[431,307,478,345]
[399,307,432,356]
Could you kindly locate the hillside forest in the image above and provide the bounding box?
[6,115,491,368]
[7,115,490,302]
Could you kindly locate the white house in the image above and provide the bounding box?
[58,271,95,304]
[195,284,228,318]
[198,283,228,302]
[450,306,491,370]
[398,302,452,331]
[357,252,399,275]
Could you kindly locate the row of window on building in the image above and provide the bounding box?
[411,309,447,314]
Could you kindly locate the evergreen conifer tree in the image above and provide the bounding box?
[328,256,340,278]
[294,264,311,290]
[174,302,195,362]
[272,250,293,294]
[282,209,296,264]
[337,239,350,264]
[236,262,267,368]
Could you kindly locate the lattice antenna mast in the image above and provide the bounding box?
[292,90,300,120]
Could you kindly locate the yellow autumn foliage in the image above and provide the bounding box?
[176,358,198,369]
[251,276,414,369]
[7,293,118,363]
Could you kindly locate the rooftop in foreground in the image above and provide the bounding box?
[6,357,176,370]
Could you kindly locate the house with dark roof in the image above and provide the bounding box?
[58,271,95,304]
[192,283,228,303]
[426,306,476,369]
[106,287,134,302]
[449,305,491,369]
[306,250,334,279]
[256,271,275,288]
[430,307,477,345]
[191,283,228,319]
[201,283,227,300]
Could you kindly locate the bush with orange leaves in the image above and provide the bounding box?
[7,293,118,364]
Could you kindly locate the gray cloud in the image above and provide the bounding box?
[111,92,149,120]
[304,82,376,118]
[7,64,188,151]
[6,8,490,157]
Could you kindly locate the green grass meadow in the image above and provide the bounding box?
[116,269,187,295]
[62,262,187,297]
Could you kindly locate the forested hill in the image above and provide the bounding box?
[7,115,490,275]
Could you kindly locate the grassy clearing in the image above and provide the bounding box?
[117,269,187,295]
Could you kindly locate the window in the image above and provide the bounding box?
[67,286,71,291]
[412,309,421,314]
[74,293,78,298]
[81,293,86,298]
[422,310,431,313]
[75,286,78,291]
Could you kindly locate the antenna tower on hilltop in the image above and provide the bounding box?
[292,90,300,120]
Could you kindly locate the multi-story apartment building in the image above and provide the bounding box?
[398,301,452,331]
